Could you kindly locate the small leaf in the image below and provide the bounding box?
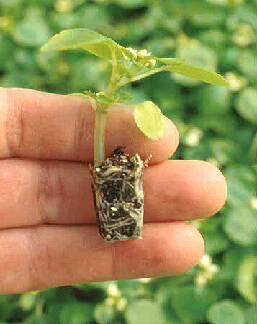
[166,62,228,87]
[134,101,165,140]
[41,28,123,61]
[207,300,246,324]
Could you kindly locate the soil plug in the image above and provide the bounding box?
[90,147,148,242]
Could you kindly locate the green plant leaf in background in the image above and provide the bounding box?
[224,208,257,247]
[170,286,217,324]
[207,300,246,324]
[236,255,257,304]
[125,300,165,324]
[134,101,165,140]
[94,303,115,324]
[14,8,51,47]
[246,305,257,324]
[236,88,257,124]
[59,302,93,324]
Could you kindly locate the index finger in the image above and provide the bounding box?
[0,88,179,163]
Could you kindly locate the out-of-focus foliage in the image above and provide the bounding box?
[0,0,256,323]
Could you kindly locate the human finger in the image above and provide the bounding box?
[0,159,226,228]
[0,88,179,163]
[0,222,204,294]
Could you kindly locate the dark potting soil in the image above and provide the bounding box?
[90,147,146,242]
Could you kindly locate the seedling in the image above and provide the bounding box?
[41,28,228,242]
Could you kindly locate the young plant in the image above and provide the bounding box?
[41,28,228,242]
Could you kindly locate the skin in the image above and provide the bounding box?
[0,88,227,294]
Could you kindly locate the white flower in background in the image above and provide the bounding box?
[195,254,220,288]
[184,127,203,147]
[225,72,247,91]
[107,283,121,298]
[195,274,208,288]
[232,24,256,47]
[105,283,128,311]
[199,254,212,268]
[116,297,128,311]
[250,197,257,210]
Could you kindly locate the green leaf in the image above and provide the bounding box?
[235,88,257,124]
[197,85,231,115]
[115,0,147,8]
[246,305,257,324]
[158,57,228,86]
[134,101,165,140]
[170,286,217,324]
[14,9,51,47]
[125,300,165,324]
[204,231,230,255]
[174,42,219,86]
[238,50,257,81]
[41,28,123,61]
[207,300,246,324]
[59,302,93,324]
[236,255,257,303]
[224,208,257,246]
[167,62,228,87]
[19,293,36,311]
[225,166,256,207]
[94,304,115,324]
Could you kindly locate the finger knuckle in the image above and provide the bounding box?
[37,162,64,223]
[25,228,52,291]
[3,88,24,156]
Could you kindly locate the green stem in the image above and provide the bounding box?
[94,47,120,164]
[94,109,108,164]
[106,46,119,97]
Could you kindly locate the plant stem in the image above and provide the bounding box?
[94,47,119,164]
[94,109,108,164]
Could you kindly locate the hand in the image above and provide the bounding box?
[0,88,227,294]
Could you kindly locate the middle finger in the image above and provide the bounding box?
[0,159,227,229]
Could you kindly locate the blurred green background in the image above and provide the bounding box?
[0,0,256,323]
